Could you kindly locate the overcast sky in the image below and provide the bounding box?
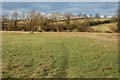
[1,0,120,2]
[2,2,118,17]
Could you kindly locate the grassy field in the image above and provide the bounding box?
[2,32,118,78]
[47,18,110,24]
[91,22,117,32]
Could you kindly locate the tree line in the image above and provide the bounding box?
[2,10,118,32]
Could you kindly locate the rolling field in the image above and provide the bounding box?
[52,18,110,24]
[2,32,118,78]
[91,23,117,32]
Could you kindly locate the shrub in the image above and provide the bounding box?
[44,26,57,32]
[85,27,94,32]
[103,20,110,23]
[38,30,43,32]
[55,23,67,32]
[43,23,68,32]
[69,24,77,31]
[76,26,86,32]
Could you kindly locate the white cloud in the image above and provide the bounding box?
[2,0,119,2]
[2,8,29,16]
[62,8,81,12]
[3,8,29,13]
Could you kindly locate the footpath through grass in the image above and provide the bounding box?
[2,32,118,78]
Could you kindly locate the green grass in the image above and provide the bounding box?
[51,18,110,24]
[91,23,117,32]
[2,32,118,78]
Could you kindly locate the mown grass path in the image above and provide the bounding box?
[60,42,69,78]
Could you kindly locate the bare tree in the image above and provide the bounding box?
[22,12,26,20]
[83,13,87,18]
[12,12,18,28]
[29,10,36,32]
[55,12,63,19]
[104,15,108,18]
[64,12,73,19]
[95,13,100,19]
[89,14,93,18]
[77,13,82,18]
[51,12,57,21]
[12,12,18,20]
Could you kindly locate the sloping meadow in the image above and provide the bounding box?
[2,32,118,78]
